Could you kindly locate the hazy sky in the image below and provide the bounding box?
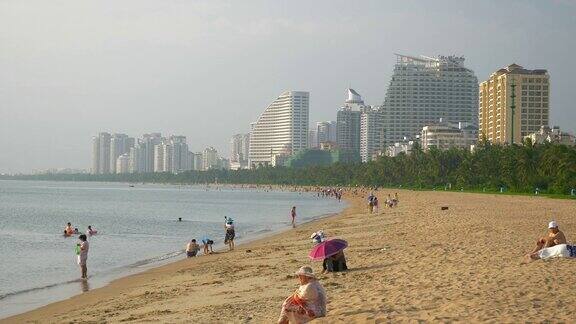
[1,0,575,173]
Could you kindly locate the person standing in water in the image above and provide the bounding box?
[76,234,89,279]
[291,206,297,228]
[224,216,235,251]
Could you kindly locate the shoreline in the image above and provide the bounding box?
[1,192,348,322]
[6,188,576,323]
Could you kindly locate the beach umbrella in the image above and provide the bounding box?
[308,239,348,261]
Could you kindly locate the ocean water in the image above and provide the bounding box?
[0,180,345,318]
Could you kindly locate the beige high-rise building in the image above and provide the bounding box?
[479,64,550,144]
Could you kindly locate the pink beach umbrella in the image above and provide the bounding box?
[308,239,348,261]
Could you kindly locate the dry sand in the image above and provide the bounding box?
[5,190,576,323]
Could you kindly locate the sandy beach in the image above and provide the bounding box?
[5,189,576,323]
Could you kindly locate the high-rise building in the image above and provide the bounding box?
[478,64,550,144]
[249,91,309,167]
[116,153,130,174]
[169,135,188,172]
[336,89,364,162]
[153,143,166,172]
[230,134,250,163]
[230,133,250,170]
[192,152,203,171]
[129,141,146,173]
[153,140,175,173]
[360,106,384,162]
[203,147,219,170]
[110,134,133,173]
[317,121,337,144]
[381,54,479,147]
[92,136,100,174]
[142,133,162,173]
[308,129,319,149]
[91,132,111,174]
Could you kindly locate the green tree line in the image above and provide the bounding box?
[4,142,576,195]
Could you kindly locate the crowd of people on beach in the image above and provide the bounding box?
[57,184,576,323]
[367,192,399,213]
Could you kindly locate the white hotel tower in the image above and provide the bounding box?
[249,91,309,168]
[381,54,478,146]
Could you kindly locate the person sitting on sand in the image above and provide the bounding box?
[186,239,200,257]
[322,250,348,273]
[202,237,214,255]
[529,221,567,255]
[278,266,327,324]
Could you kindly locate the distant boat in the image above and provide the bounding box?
[129,185,135,188]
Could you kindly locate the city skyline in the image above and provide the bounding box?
[1,1,575,173]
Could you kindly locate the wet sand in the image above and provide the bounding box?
[5,190,576,323]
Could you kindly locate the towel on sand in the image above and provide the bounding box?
[538,244,576,260]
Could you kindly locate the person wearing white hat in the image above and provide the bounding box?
[529,220,567,255]
[278,266,327,324]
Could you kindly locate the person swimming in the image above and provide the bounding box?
[86,225,97,236]
[65,222,74,235]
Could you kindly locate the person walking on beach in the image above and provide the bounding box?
[367,194,375,213]
[76,234,89,279]
[291,206,297,228]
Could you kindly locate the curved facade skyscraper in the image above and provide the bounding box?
[381,54,478,146]
[249,91,309,168]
